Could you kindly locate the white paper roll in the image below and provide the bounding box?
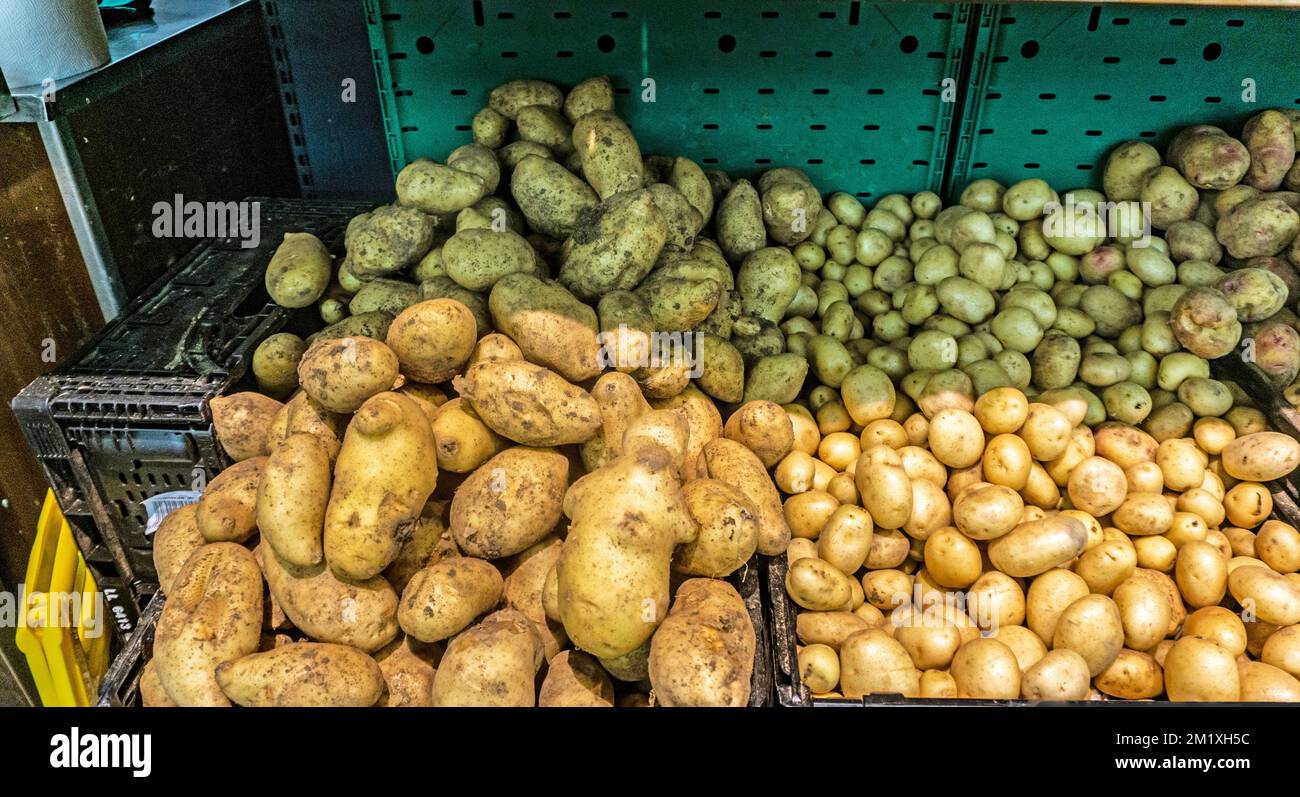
[0,0,110,89]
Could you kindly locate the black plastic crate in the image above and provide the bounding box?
[13,199,373,585]
[98,558,774,707]
[769,486,1300,707]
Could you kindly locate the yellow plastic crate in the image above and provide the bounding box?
[14,491,111,706]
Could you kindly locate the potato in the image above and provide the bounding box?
[489,79,562,119]
[1025,569,1089,645]
[195,457,264,543]
[1065,455,1127,517]
[786,557,852,611]
[1164,636,1240,701]
[724,400,794,467]
[1262,625,1300,677]
[1229,565,1300,625]
[139,659,177,708]
[798,644,841,694]
[796,611,874,648]
[950,638,1021,699]
[675,479,759,577]
[454,360,601,446]
[983,433,1033,490]
[558,442,695,658]
[449,446,568,559]
[1224,482,1272,528]
[213,642,384,707]
[1175,540,1228,609]
[648,579,755,707]
[430,398,507,474]
[260,540,398,652]
[397,556,503,643]
[571,111,642,199]
[488,275,605,384]
[1242,110,1297,191]
[396,157,488,215]
[554,192,666,300]
[988,515,1088,578]
[1257,520,1300,574]
[152,505,205,596]
[431,609,543,707]
[539,650,614,708]
[324,393,438,580]
[509,155,599,238]
[1238,660,1300,702]
[1051,594,1124,676]
[814,505,874,575]
[702,438,792,556]
[383,499,455,595]
[1018,648,1089,701]
[267,391,346,466]
[1220,432,1300,481]
[1104,141,1162,201]
[210,392,281,462]
[743,353,809,405]
[893,613,963,670]
[1217,197,1300,259]
[372,636,438,708]
[265,232,332,309]
[252,333,307,399]
[1094,649,1163,700]
[952,484,1023,542]
[297,336,400,414]
[256,433,329,567]
[716,179,766,264]
[153,543,263,706]
[920,527,980,590]
[1112,575,1173,652]
[839,629,921,698]
[1182,606,1246,657]
[345,204,436,277]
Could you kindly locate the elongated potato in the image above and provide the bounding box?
[450,446,568,558]
[375,636,439,707]
[396,157,488,215]
[257,432,329,567]
[265,232,332,309]
[211,392,282,461]
[323,392,438,580]
[431,609,543,706]
[454,360,602,446]
[988,515,1088,577]
[152,504,205,596]
[398,556,503,642]
[702,438,793,556]
[559,189,668,299]
[267,391,346,464]
[571,111,643,199]
[502,536,568,659]
[196,457,265,543]
[489,273,603,382]
[216,642,385,707]
[510,154,599,238]
[260,542,398,652]
[1220,432,1300,481]
[298,336,400,413]
[648,579,755,707]
[153,543,263,706]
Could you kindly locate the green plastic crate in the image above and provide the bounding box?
[949,4,1300,196]
[364,0,974,199]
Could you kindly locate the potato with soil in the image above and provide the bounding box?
[489,79,563,119]
[265,232,332,309]
[450,446,569,558]
[702,438,793,556]
[674,479,759,578]
[431,608,544,707]
[268,391,346,464]
[196,457,265,543]
[1103,141,1162,201]
[216,642,385,707]
[152,505,205,596]
[257,432,330,567]
[153,543,263,706]
[398,556,503,643]
[323,392,438,580]
[489,274,602,382]
[760,168,823,245]
[260,540,398,652]
[297,337,400,414]
[1216,197,1300,259]
[503,536,568,658]
[571,111,643,199]
[717,180,767,264]
[1242,109,1298,192]
[396,157,488,215]
[1169,287,1242,359]
[539,650,615,707]
[1218,267,1288,323]
[383,298,478,385]
[441,227,538,291]
[648,579,755,707]
[510,154,599,238]
[211,392,282,461]
[252,333,307,399]
[454,360,602,446]
[346,204,437,277]
[557,442,696,658]
[558,189,668,299]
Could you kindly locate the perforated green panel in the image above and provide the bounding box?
[365,1,972,199]
[950,4,1300,196]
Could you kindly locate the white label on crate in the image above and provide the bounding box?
[142,491,202,537]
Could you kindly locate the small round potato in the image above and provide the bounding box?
[951,638,1021,699]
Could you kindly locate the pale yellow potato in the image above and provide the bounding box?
[1112,493,1174,537]
[257,432,329,568]
[1182,606,1247,657]
[839,629,921,698]
[1051,594,1124,676]
[920,669,958,698]
[211,392,283,461]
[1095,649,1163,700]
[297,336,399,413]
[903,479,952,542]
[894,612,963,670]
[924,527,983,588]
[1262,625,1300,677]
[1175,540,1228,609]
[1093,422,1158,468]
[1257,520,1300,573]
[816,505,874,575]
[784,490,841,539]
[217,642,385,707]
[1237,660,1300,702]
[261,542,398,653]
[1220,431,1300,481]
[865,528,911,569]
[974,387,1029,434]
[1027,569,1091,644]
[385,298,477,383]
[152,505,205,596]
[951,638,1021,699]
[1066,456,1128,516]
[431,609,543,706]
[989,624,1048,673]
[649,579,755,707]
[796,610,876,648]
[952,483,1023,541]
[1125,461,1165,494]
[856,458,913,530]
[450,446,568,559]
[1228,565,1300,625]
[786,557,853,611]
[1020,403,1072,461]
[1074,539,1138,595]
[798,644,841,694]
[455,360,601,446]
[1176,487,1226,528]
[1021,649,1090,700]
[1164,636,1240,701]
[928,408,985,468]
[1224,482,1273,529]
[196,457,265,544]
[703,438,792,555]
[966,571,1026,630]
[988,515,1089,577]
[1112,575,1173,651]
[724,399,795,467]
[862,569,914,611]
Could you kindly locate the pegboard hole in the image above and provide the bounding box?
[762,11,779,19]
[1139,131,1157,138]
[900,35,918,54]
[703,87,720,94]
[1227,19,1244,27]
[415,36,435,55]
[760,50,777,58]
[810,124,826,131]
[812,88,829,95]
[703,123,719,130]
[1020,40,1039,58]
[597,34,616,53]
[1031,129,1048,135]
[755,158,771,165]
[705,10,722,19]
[1023,163,1040,169]
[1095,94,1112,101]
[756,124,772,130]
[1039,93,1056,100]
[1077,164,1094,171]
[860,159,876,165]
[702,158,718,164]
[718,34,736,52]
[807,159,823,165]
[1102,56,1120,64]
[864,124,880,131]
[1150,95,1167,103]
[816,50,832,58]
[1203,43,1222,61]
[758,88,775,94]
[557,51,574,58]
[1170,18,1187,26]
[1205,96,1222,104]
[1085,130,1103,137]
[1160,57,1177,65]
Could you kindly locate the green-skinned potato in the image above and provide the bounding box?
[695,334,745,403]
[738,247,801,324]
[446,143,500,194]
[324,392,438,580]
[489,274,602,382]
[153,543,263,706]
[345,204,436,277]
[760,168,823,245]
[347,278,420,316]
[398,556,503,643]
[717,180,766,264]
[636,267,720,332]
[266,232,331,309]
[298,337,400,414]
[1242,110,1297,191]
[559,189,667,299]
[490,79,563,119]
[673,479,759,577]
[442,228,538,291]
[454,360,601,446]
[211,392,282,461]
[564,75,614,122]
[1169,287,1242,358]
[260,542,398,652]
[196,457,265,543]
[385,298,477,384]
[510,154,599,238]
[252,333,307,399]
[152,505,205,596]
[503,536,568,659]
[257,432,329,567]
[1168,125,1249,189]
[1218,267,1288,323]
[702,437,792,556]
[471,106,509,148]
[308,311,395,346]
[558,443,697,658]
[396,158,488,215]
[451,446,568,558]
[571,111,643,199]
[431,609,543,706]
[516,104,574,155]
[216,643,385,707]
[648,579,755,707]
[539,650,614,707]
[670,156,714,224]
[649,183,704,250]
[1103,141,1162,201]
[743,353,809,405]
[1139,166,1199,229]
[598,639,650,682]
[1216,197,1300,259]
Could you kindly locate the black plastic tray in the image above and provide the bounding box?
[98,558,773,707]
[769,486,1300,707]
[12,199,373,587]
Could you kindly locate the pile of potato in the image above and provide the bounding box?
[146,72,1300,705]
